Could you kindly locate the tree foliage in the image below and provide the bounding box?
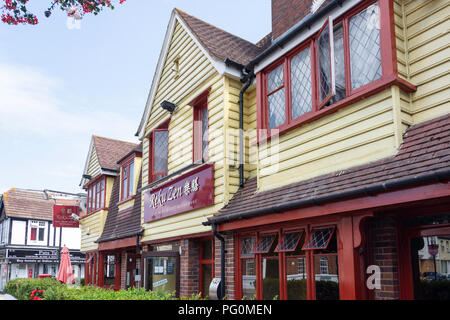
[1,0,127,25]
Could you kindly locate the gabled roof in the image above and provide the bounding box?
[175,9,268,65]
[209,113,450,225]
[96,173,143,243]
[93,136,139,172]
[1,188,84,221]
[136,8,269,139]
[80,135,139,186]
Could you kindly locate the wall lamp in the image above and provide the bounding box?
[161,100,178,114]
[82,174,92,180]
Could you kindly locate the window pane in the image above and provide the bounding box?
[330,24,346,104]
[241,237,255,258]
[262,234,279,300]
[30,228,37,241]
[201,107,209,159]
[241,259,256,299]
[349,2,382,90]
[290,48,312,119]
[129,163,134,195]
[201,264,213,298]
[286,232,307,300]
[314,232,339,300]
[268,88,286,129]
[318,24,332,105]
[38,227,45,241]
[96,182,100,209]
[154,131,169,174]
[201,240,213,260]
[100,179,105,207]
[93,184,97,209]
[267,65,284,93]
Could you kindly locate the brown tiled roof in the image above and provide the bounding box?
[93,136,139,172]
[96,173,142,243]
[2,189,82,221]
[176,9,267,65]
[212,113,450,223]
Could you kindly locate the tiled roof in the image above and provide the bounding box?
[93,136,139,172]
[176,9,268,65]
[1,189,82,221]
[96,174,143,243]
[212,113,450,223]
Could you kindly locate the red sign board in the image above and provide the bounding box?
[144,164,214,223]
[53,205,80,228]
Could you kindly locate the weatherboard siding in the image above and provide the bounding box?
[80,209,107,252]
[395,0,450,124]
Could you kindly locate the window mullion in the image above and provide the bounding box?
[284,58,291,125]
[343,18,352,98]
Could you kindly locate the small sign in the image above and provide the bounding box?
[144,164,214,223]
[428,244,439,256]
[53,205,80,228]
[153,279,168,288]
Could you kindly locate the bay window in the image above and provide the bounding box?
[261,0,388,134]
[87,177,106,214]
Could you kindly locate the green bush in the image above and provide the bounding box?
[5,278,203,300]
[5,278,63,300]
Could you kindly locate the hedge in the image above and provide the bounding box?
[4,278,202,300]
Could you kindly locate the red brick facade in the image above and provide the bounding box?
[180,239,200,297]
[368,217,401,300]
[214,232,236,300]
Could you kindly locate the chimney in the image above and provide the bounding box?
[271,0,330,40]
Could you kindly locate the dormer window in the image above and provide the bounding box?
[121,159,135,201]
[261,1,386,134]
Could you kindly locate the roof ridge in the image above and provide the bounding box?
[93,135,138,146]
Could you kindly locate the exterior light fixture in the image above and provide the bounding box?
[82,174,92,180]
[161,100,178,114]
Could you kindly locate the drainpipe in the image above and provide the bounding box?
[212,223,226,299]
[238,69,255,188]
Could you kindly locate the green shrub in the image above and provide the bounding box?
[4,278,63,300]
[5,278,204,300]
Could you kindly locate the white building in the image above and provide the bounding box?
[0,188,86,291]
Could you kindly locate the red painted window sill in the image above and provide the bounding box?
[85,207,108,217]
[117,195,136,206]
[256,75,417,145]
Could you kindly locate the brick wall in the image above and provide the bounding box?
[368,217,400,300]
[120,250,127,290]
[180,239,200,297]
[214,232,236,300]
[271,0,333,40]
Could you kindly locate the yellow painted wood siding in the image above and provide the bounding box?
[257,89,400,192]
[80,210,107,252]
[140,19,232,242]
[86,146,101,179]
[396,0,450,123]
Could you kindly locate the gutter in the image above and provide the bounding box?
[212,223,226,300]
[204,168,450,226]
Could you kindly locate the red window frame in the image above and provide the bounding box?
[258,0,403,141]
[148,121,169,184]
[193,93,209,163]
[30,227,37,241]
[86,176,106,214]
[120,155,135,201]
[199,238,215,298]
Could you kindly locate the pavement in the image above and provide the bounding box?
[0,293,17,300]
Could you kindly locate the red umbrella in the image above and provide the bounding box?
[57,245,75,284]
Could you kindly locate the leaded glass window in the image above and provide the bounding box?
[153,130,169,180]
[252,235,277,254]
[303,227,335,250]
[349,2,381,90]
[290,48,312,119]
[267,65,286,129]
[241,237,256,258]
[276,231,303,252]
[317,18,333,106]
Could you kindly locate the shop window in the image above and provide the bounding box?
[240,236,256,299]
[104,255,116,286]
[199,239,214,298]
[261,1,384,133]
[145,255,178,296]
[87,177,106,213]
[261,234,280,300]
[284,231,307,300]
[148,121,169,183]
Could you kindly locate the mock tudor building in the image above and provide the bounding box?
[79,135,142,290]
[204,0,450,300]
[0,188,86,291]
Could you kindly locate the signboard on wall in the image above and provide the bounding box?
[53,205,80,228]
[144,164,214,223]
[7,249,85,264]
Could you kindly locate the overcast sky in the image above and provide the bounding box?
[0,0,271,194]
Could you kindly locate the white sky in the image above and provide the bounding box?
[0,0,271,194]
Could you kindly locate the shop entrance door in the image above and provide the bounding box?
[126,253,136,289]
[400,216,450,300]
[143,251,180,297]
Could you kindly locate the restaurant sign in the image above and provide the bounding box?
[7,249,85,264]
[53,205,80,228]
[144,164,214,223]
